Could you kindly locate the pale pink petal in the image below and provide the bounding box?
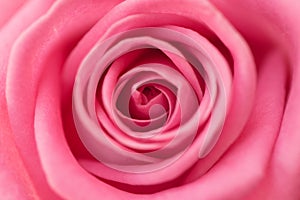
[0,0,26,29]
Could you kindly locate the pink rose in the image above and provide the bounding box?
[1,0,300,199]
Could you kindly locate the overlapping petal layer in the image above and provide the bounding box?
[1,0,299,199]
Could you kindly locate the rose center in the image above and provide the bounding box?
[140,86,161,104]
[129,85,169,120]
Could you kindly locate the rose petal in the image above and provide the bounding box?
[1,0,59,199]
[5,0,124,198]
[0,0,26,29]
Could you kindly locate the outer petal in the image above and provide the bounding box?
[211,0,300,199]
[0,0,25,29]
[0,107,37,199]
[0,0,57,199]
[5,0,124,199]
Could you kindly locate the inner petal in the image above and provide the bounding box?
[140,86,161,105]
[129,85,169,120]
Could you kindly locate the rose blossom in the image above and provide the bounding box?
[1,0,300,199]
